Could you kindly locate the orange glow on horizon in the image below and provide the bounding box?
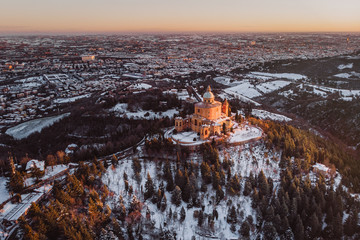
[1,0,359,33]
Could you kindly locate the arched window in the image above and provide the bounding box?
[195,119,197,126]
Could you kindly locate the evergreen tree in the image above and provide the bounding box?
[180,207,186,222]
[243,179,252,196]
[227,206,237,224]
[171,186,182,206]
[308,212,320,238]
[198,210,204,227]
[144,172,154,200]
[7,170,24,193]
[294,215,304,240]
[240,221,250,237]
[344,208,358,236]
[263,222,277,240]
[31,166,45,182]
[332,213,343,238]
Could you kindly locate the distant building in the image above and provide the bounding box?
[175,86,232,140]
[81,55,96,62]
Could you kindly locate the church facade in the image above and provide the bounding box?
[175,86,233,140]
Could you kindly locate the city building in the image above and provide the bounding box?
[81,55,96,62]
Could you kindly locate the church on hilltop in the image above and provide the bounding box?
[175,86,233,140]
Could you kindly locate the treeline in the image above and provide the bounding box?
[19,158,117,240]
[249,117,360,192]
[247,162,360,239]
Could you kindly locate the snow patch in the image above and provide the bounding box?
[5,113,70,140]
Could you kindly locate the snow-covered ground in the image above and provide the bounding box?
[334,73,352,78]
[256,80,291,94]
[163,89,192,101]
[0,177,11,204]
[228,126,262,144]
[252,109,292,122]
[111,103,128,113]
[54,94,91,104]
[308,84,360,100]
[128,83,152,90]
[124,109,178,120]
[248,72,307,81]
[102,147,263,240]
[5,113,70,140]
[337,63,353,70]
[171,131,206,145]
[222,79,292,106]
[0,184,53,222]
[213,76,238,86]
[111,104,178,120]
[224,80,262,98]
[24,164,69,187]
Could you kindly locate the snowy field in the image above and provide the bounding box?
[5,113,70,140]
[213,76,240,86]
[224,80,262,98]
[0,184,53,222]
[111,103,128,113]
[252,109,292,122]
[308,84,360,100]
[111,104,178,120]
[256,80,291,94]
[222,79,292,106]
[0,177,11,204]
[128,83,152,90]
[337,63,353,70]
[124,109,178,120]
[54,94,91,104]
[228,126,262,144]
[24,164,69,187]
[102,149,261,239]
[163,89,191,100]
[171,131,206,145]
[247,72,307,81]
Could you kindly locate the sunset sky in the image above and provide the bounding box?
[1,0,359,33]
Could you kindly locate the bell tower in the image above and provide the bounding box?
[222,99,229,116]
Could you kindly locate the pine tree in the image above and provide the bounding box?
[161,194,167,212]
[7,170,24,193]
[294,215,304,240]
[263,222,277,240]
[144,172,154,200]
[198,210,204,227]
[180,207,186,222]
[119,202,126,222]
[243,179,252,196]
[240,221,250,237]
[344,207,358,236]
[200,161,212,184]
[332,213,343,238]
[171,186,182,206]
[175,169,184,190]
[227,206,237,224]
[309,212,320,238]
[31,165,44,182]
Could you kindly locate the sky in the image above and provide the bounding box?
[1,0,359,33]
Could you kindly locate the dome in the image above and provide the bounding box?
[203,85,214,101]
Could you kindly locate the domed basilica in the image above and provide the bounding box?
[175,86,233,140]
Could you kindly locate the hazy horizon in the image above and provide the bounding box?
[1,0,360,33]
